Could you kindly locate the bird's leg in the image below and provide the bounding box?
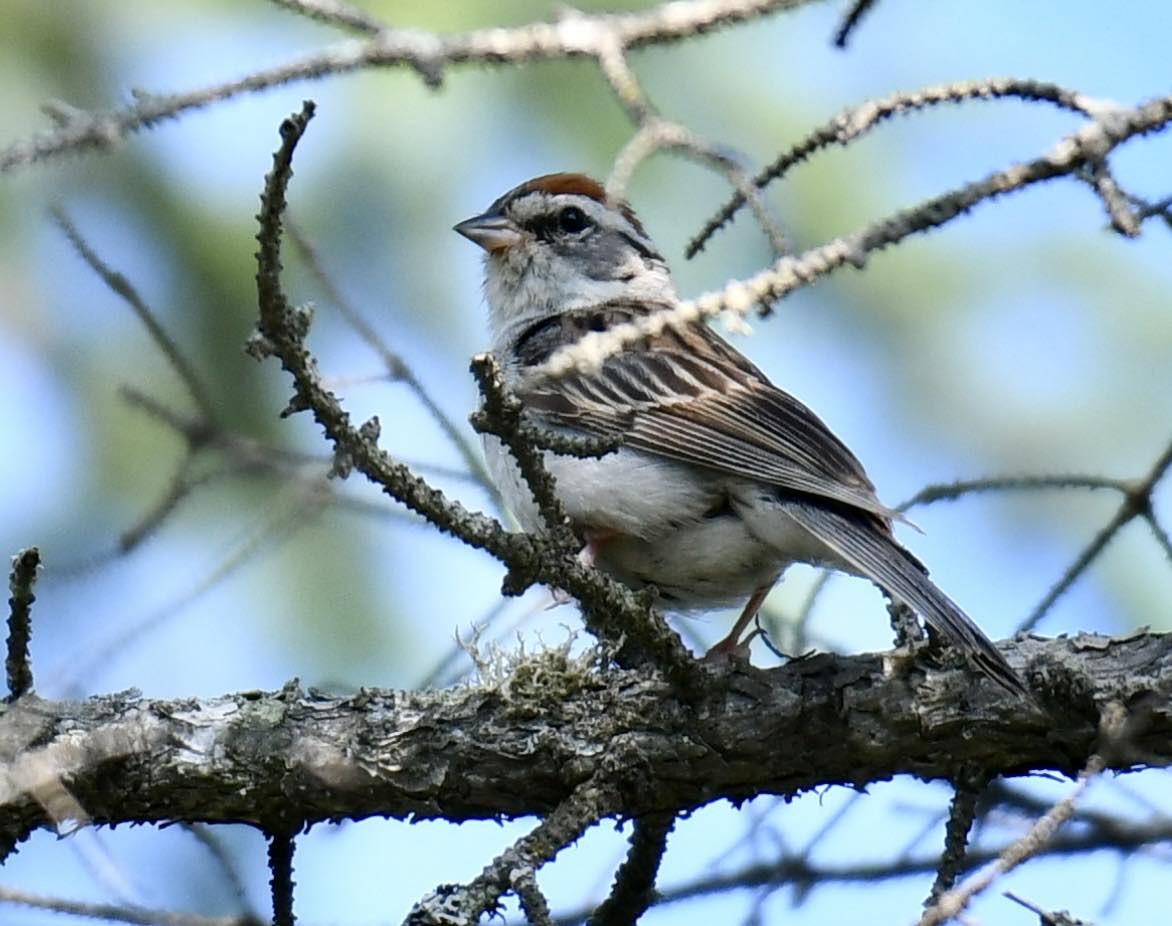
[705,584,772,660]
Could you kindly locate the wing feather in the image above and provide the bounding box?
[520,304,899,522]
[782,504,1026,695]
[514,303,1026,695]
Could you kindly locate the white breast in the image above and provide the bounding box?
[481,437,852,612]
[483,437,717,539]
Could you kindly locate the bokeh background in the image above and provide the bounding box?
[1,1,1170,923]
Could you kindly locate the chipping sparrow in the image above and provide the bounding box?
[455,172,1026,697]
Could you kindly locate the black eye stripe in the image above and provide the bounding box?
[513,198,661,259]
[618,230,661,261]
[524,205,593,241]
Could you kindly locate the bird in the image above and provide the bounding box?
[454,172,1027,697]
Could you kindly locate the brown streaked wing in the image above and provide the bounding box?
[522,311,899,522]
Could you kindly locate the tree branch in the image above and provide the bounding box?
[0,0,816,173]
[541,91,1172,379]
[587,812,675,926]
[407,777,618,925]
[0,633,1167,842]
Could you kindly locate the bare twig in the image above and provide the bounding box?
[50,208,217,427]
[607,117,791,260]
[833,0,879,47]
[917,705,1125,926]
[545,801,1172,925]
[1083,161,1142,236]
[1005,891,1093,925]
[542,92,1172,378]
[887,448,1172,635]
[287,220,500,506]
[268,0,387,35]
[183,824,262,923]
[1019,438,1172,632]
[511,866,554,926]
[267,831,296,926]
[1146,510,1172,563]
[0,886,255,926]
[51,474,334,692]
[468,353,579,554]
[781,458,1172,665]
[1125,191,1172,229]
[587,813,676,926]
[925,771,987,904]
[595,39,789,259]
[687,77,1109,257]
[899,473,1126,510]
[407,777,620,926]
[58,376,435,576]
[986,779,1172,853]
[0,0,815,173]
[6,547,39,700]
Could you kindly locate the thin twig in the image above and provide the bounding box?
[833,0,879,47]
[468,353,579,553]
[918,705,1124,926]
[1004,891,1093,925]
[1145,511,1172,563]
[542,803,1172,925]
[51,475,333,692]
[50,208,217,427]
[607,117,791,259]
[687,77,1109,257]
[593,40,788,258]
[1124,190,1172,229]
[587,813,676,926]
[406,777,620,926]
[543,92,1172,378]
[1083,160,1141,236]
[286,220,501,507]
[268,0,386,34]
[183,824,262,923]
[1018,438,1172,632]
[987,779,1172,849]
[0,886,254,926]
[925,771,987,905]
[919,775,1099,925]
[267,831,297,926]
[0,0,814,173]
[56,384,356,575]
[511,866,554,926]
[6,548,39,700]
[899,473,1125,510]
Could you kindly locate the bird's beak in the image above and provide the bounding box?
[453,211,522,253]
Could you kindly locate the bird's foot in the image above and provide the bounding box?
[702,626,763,664]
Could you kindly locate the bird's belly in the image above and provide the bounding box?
[486,439,721,539]
[483,440,838,609]
[594,514,781,609]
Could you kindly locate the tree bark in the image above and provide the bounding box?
[1,631,1167,847]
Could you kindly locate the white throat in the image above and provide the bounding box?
[484,251,676,355]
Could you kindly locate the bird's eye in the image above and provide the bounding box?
[557,206,590,234]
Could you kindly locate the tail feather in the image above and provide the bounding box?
[783,505,1028,697]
